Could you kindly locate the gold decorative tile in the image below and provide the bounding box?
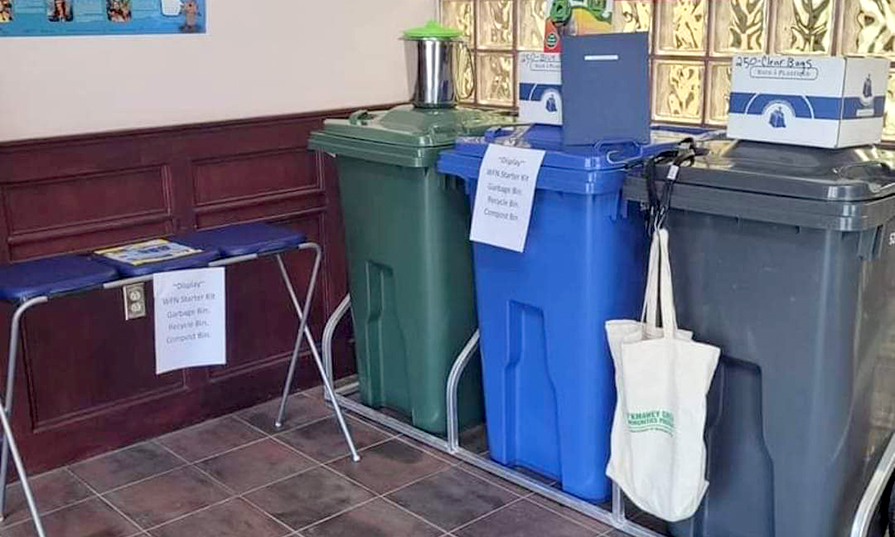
[457,47,477,103]
[840,0,895,57]
[477,0,514,50]
[517,0,548,51]
[613,1,652,34]
[443,0,475,43]
[656,0,707,55]
[707,62,733,125]
[712,0,768,56]
[653,61,705,123]
[477,52,515,106]
[885,71,895,140]
[772,0,834,54]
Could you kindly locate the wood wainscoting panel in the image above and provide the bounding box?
[5,166,171,234]
[193,148,319,206]
[4,163,175,261]
[8,218,174,262]
[20,288,184,432]
[0,105,395,474]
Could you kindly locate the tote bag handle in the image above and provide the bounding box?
[657,228,680,340]
[640,232,660,327]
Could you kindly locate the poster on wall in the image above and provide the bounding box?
[0,0,205,37]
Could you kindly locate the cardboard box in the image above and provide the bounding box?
[728,55,889,148]
[518,52,563,126]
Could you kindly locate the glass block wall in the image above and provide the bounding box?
[442,0,895,140]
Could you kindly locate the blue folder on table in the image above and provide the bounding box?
[560,32,650,146]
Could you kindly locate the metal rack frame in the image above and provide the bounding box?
[320,293,665,537]
[321,293,895,537]
[0,243,360,537]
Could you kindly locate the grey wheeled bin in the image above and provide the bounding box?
[623,139,895,537]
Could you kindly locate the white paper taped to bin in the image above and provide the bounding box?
[153,267,226,375]
[469,144,545,253]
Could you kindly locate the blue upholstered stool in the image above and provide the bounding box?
[176,223,351,443]
[0,256,118,303]
[175,222,306,257]
[0,255,119,537]
[0,225,357,537]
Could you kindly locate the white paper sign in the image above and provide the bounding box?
[153,267,226,375]
[469,144,545,252]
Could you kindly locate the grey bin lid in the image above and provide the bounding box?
[687,140,895,201]
[625,139,895,232]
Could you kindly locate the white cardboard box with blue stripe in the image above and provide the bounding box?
[518,52,563,126]
[727,55,888,148]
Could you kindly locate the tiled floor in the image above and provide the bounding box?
[0,387,664,537]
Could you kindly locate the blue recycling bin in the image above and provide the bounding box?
[437,125,701,502]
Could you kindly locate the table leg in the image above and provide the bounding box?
[0,297,46,521]
[274,248,359,462]
[0,397,45,536]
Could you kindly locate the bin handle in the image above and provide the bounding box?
[349,110,374,125]
[484,126,517,143]
[429,123,457,135]
[594,138,643,165]
[835,161,895,178]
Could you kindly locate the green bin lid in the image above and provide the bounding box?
[403,20,463,39]
[311,104,513,153]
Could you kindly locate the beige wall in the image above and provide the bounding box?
[0,0,434,142]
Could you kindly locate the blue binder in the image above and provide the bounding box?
[560,32,650,146]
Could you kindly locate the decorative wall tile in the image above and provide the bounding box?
[478,0,514,50]
[457,47,477,103]
[657,0,707,55]
[707,62,733,125]
[613,1,653,34]
[477,53,515,106]
[517,0,548,50]
[773,0,834,54]
[443,0,475,42]
[448,0,895,132]
[712,0,768,55]
[840,0,895,57]
[653,61,705,123]
[885,71,895,140]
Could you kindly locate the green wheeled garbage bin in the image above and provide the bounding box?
[310,105,508,435]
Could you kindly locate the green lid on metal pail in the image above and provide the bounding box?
[403,20,463,39]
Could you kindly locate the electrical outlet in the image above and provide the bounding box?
[123,283,146,320]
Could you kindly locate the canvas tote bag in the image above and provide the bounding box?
[605,228,720,522]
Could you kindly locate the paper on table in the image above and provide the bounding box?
[153,267,226,375]
[469,144,545,252]
[96,239,200,267]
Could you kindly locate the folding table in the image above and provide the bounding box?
[0,223,358,537]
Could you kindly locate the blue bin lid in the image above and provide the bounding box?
[452,125,717,171]
[439,125,720,195]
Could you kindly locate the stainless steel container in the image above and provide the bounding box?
[403,21,472,109]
